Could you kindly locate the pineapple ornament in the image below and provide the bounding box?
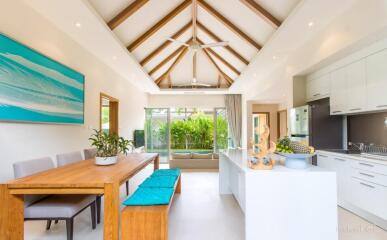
[248,124,277,170]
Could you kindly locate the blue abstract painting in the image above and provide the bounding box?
[0,34,84,124]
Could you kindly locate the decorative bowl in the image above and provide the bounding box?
[276,153,315,169]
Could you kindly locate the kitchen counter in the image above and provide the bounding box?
[318,150,387,165]
[219,149,338,240]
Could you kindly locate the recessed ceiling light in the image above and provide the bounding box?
[308,21,314,27]
[272,55,277,60]
[75,22,82,28]
[112,56,117,60]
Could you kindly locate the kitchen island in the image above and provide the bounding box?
[220,149,338,240]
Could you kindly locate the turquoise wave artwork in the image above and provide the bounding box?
[0,34,84,124]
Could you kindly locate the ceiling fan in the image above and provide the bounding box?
[166,38,228,52]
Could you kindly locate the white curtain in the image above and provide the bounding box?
[225,94,242,148]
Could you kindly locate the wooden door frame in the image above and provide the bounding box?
[252,112,271,143]
[277,109,287,139]
[100,93,119,134]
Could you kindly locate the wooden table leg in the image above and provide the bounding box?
[103,182,120,240]
[0,185,24,240]
[154,155,160,171]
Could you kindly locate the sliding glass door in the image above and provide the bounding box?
[145,108,169,163]
[215,108,229,152]
[145,108,228,163]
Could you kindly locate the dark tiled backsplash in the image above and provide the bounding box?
[348,112,387,146]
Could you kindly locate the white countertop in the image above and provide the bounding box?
[317,150,387,166]
[221,149,330,174]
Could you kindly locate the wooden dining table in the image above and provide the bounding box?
[0,153,159,240]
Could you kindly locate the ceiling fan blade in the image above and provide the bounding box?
[166,38,190,47]
[192,82,212,87]
[200,41,229,49]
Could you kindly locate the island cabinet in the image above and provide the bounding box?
[220,150,338,240]
[317,151,387,229]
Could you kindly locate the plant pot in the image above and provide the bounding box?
[95,156,118,166]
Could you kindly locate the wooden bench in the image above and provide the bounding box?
[121,174,181,240]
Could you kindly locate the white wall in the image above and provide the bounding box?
[148,94,225,109]
[0,0,148,181]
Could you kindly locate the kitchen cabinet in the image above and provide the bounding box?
[350,177,387,220]
[317,153,351,203]
[346,60,367,113]
[329,60,367,115]
[366,49,387,111]
[306,74,330,102]
[330,67,347,115]
[317,151,387,227]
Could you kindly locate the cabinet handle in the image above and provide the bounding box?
[359,162,374,167]
[376,105,387,108]
[359,182,375,189]
[349,108,361,111]
[313,93,321,97]
[359,172,375,178]
[319,154,328,158]
[333,111,342,113]
[334,158,346,162]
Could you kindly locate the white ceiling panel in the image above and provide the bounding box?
[113,0,185,45]
[131,8,192,59]
[88,0,135,22]
[203,0,274,45]
[197,29,245,70]
[144,30,192,71]
[197,8,257,61]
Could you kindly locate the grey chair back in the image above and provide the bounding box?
[56,151,83,167]
[83,148,97,159]
[13,157,55,206]
[13,157,54,179]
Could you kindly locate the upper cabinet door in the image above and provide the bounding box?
[330,67,347,115]
[306,74,330,102]
[366,49,387,111]
[346,60,367,113]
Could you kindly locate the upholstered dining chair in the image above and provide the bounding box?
[56,151,83,167]
[83,148,97,160]
[13,157,97,240]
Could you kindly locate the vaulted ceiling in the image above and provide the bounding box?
[89,0,300,89]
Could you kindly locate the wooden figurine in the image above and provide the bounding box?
[248,124,276,170]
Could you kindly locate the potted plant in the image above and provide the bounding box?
[89,129,133,165]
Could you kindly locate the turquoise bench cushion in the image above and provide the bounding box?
[139,175,177,188]
[122,187,174,206]
[152,168,181,177]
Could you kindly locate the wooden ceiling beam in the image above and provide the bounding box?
[108,0,149,30]
[239,0,281,28]
[197,0,262,50]
[149,38,192,76]
[140,22,191,66]
[202,48,233,86]
[197,38,240,75]
[197,21,249,65]
[127,0,191,52]
[155,47,189,85]
[192,0,198,40]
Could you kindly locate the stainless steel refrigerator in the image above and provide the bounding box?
[290,98,343,150]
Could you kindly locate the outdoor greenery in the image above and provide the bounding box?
[89,129,133,157]
[146,110,228,152]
